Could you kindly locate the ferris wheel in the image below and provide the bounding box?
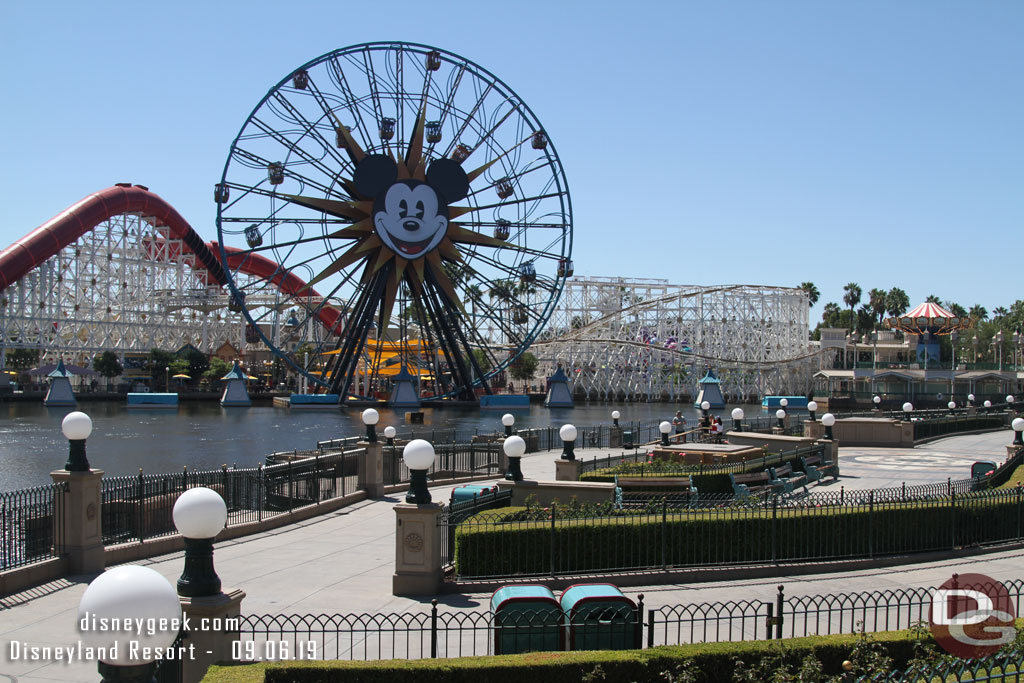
[215,42,573,401]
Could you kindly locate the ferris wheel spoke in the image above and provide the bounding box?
[248,115,339,191]
[268,91,351,170]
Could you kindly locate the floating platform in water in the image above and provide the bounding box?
[761,395,809,408]
[480,394,530,409]
[273,394,340,409]
[127,393,178,409]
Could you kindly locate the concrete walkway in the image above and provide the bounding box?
[1,430,1019,681]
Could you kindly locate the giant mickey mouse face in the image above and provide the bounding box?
[373,181,448,257]
[354,154,469,260]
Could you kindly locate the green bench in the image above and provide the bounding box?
[800,453,839,483]
[768,464,808,494]
[729,471,776,496]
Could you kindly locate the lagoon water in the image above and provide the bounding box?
[0,400,772,491]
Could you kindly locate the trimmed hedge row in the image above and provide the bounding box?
[454,494,1023,577]
[204,629,925,683]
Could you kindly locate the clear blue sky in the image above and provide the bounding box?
[1,1,1020,324]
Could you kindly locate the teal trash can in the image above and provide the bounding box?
[490,585,563,654]
[451,484,498,504]
[560,583,638,650]
[622,430,634,449]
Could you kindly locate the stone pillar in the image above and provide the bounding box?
[804,421,824,440]
[610,426,623,448]
[555,459,581,481]
[179,589,245,683]
[393,503,443,596]
[358,441,384,498]
[1006,445,1021,462]
[50,469,105,574]
[498,442,509,475]
[899,420,914,446]
[817,439,840,467]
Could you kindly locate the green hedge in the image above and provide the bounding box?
[204,629,925,683]
[454,494,1022,577]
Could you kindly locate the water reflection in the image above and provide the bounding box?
[0,400,772,490]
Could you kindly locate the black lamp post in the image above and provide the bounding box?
[504,435,526,482]
[502,413,515,437]
[822,413,836,440]
[776,409,786,430]
[948,401,957,415]
[172,487,227,597]
[77,565,182,683]
[611,410,620,427]
[1013,418,1024,447]
[403,439,435,504]
[362,408,379,442]
[62,411,93,472]
[659,420,671,446]
[731,407,744,432]
[807,401,817,422]
[384,425,396,446]
[559,424,577,461]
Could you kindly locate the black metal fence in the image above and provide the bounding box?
[101,451,358,545]
[0,482,66,571]
[448,486,1024,579]
[440,489,512,567]
[382,442,502,487]
[231,580,1024,664]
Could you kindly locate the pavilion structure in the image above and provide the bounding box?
[813,302,1021,407]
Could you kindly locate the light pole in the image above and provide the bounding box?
[807,401,817,422]
[776,409,786,431]
[559,424,578,460]
[502,413,515,437]
[948,401,956,415]
[611,410,620,427]
[872,395,881,411]
[503,434,526,482]
[62,411,93,472]
[659,420,671,446]
[902,402,914,420]
[972,335,979,368]
[731,407,744,432]
[362,408,379,442]
[403,439,435,504]
[1013,418,1024,447]
[822,412,836,440]
[996,330,1005,371]
[967,393,975,408]
[77,565,182,683]
[165,365,170,392]
[1014,329,1022,370]
[173,487,228,597]
[384,425,396,446]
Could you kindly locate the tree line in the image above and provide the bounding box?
[799,281,1024,363]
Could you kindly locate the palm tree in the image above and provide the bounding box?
[993,306,1009,320]
[969,304,988,322]
[925,294,941,304]
[842,283,862,331]
[868,288,887,326]
[822,302,840,324]
[799,282,820,307]
[885,287,909,318]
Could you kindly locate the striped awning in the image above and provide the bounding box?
[884,301,972,336]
